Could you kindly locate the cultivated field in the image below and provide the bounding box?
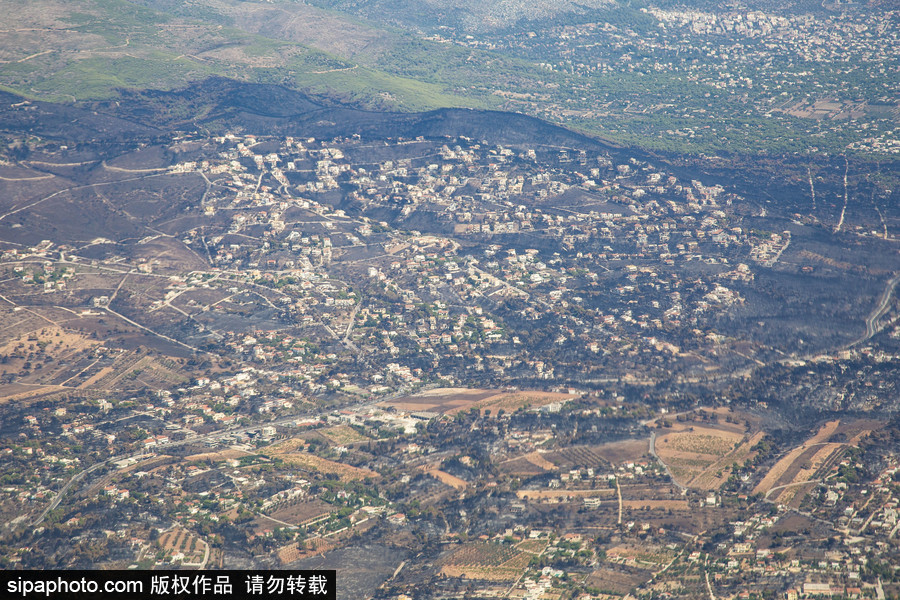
[266,438,308,453]
[586,566,651,596]
[498,450,559,476]
[606,544,676,569]
[498,454,553,476]
[79,349,186,390]
[318,424,370,445]
[425,468,469,490]
[500,440,647,477]
[277,536,337,564]
[379,387,498,414]
[544,445,616,470]
[654,410,763,490]
[591,439,652,465]
[268,500,334,526]
[437,540,539,581]
[515,489,615,501]
[622,499,690,510]
[271,452,377,481]
[770,443,843,507]
[753,419,878,507]
[262,439,379,481]
[0,321,103,402]
[156,527,208,566]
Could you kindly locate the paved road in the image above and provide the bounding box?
[31,384,424,527]
[615,476,623,525]
[853,273,900,345]
[33,459,115,526]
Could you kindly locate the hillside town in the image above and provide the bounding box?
[1,121,900,598]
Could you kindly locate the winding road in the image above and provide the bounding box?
[852,272,900,346]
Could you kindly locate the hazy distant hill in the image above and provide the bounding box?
[305,0,616,32]
[2,0,896,157]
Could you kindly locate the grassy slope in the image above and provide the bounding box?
[0,0,489,111]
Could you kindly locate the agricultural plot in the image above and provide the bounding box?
[591,439,651,465]
[0,310,52,346]
[752,420,840,499]
[515,489,615,502]
[319,424,370,445]
[79,349,186,390]
[405,475,458,506]
[834,419,882,444]
[263,436,379,480]
[0,383,64,405]
[753,419,877,507]
[266,438,308,454]
[769,443,843,508]
[499,450,558,476]
[277,543,307,565]
[379,387,498,414]
[753,445,810,499]
[455,390,575,416]
[498,455,551,476]
[605,544,676,570]
[616,482,692,514]
[621,499,690,510]
[515,538,549,555]
[808,420,841,444]
[760,513,832,543]
[689,431,765,490]
[264,451,378,481]
[586,566,652,596]
[425,468,469,490]
[154,527,208,566]
[0,321,107,398]
[277,536,337,564]
[0,324,99,361]
[268,500,334,527]
[544,445,615,471]
[654,417,762,490]
[437,541,533,581]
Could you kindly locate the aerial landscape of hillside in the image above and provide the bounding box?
[1,1,899,599]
